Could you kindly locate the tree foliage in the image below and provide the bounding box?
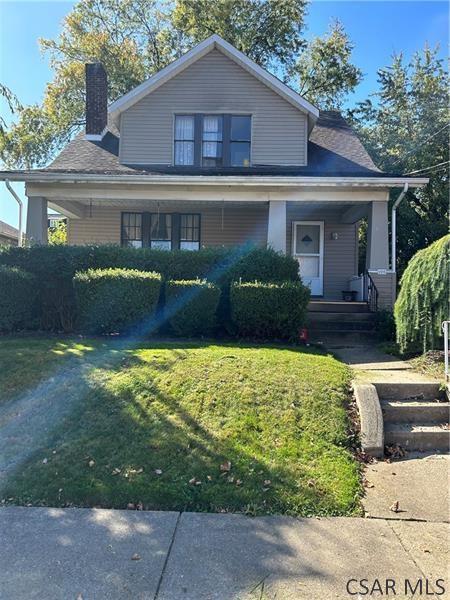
[295,19,362,109]
[48,221,68,245]
[0,0,362,168]
[350,46,449,274]
[395,235,449,353]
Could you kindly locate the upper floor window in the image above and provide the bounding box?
[174,114,251,167]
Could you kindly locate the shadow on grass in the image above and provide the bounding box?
[0,338,359,517]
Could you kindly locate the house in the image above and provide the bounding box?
[0,220,19,246]
[47,213,67,229]
[0,35,427,308]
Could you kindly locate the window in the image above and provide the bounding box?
[174,114,251,167]
[174,115,195,166]
[122,212,143,248]
[121,212,200,250]
[150,213,172,250]
[180,214,200,250]
[202,115,223,167]
[230,115,251,166]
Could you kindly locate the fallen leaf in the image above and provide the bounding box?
[137,501,144,511]
[42,458,48,465]
[389,501,399,513]
[206,475,212,481]
[227,476,235,484]
[263,479,271,486]
[235,479,242,486]
[195,480,202,486]
[189,477,197,485]
[131,553,141,561]
[220,460,231,472]
[88,460,95,468]
[155,469,163,475]
[127,503,135,510]
[112,468,121,475]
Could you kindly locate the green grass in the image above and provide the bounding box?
[0,336,361,516]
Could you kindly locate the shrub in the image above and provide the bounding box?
[0,266,37,331]
[230,281,310,339]
[165,280,221,336]
[375,309,396,342]
[0,245,299,330]
[73,268,162,334]
[395,235,450,352]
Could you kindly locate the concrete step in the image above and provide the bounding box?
[309,330,377,345]
[374,382,445,402]
[385,423,450,451]
[308,312,376,324]
[308,301,369,314]
[381,400,450,424]
[308,322,376,333]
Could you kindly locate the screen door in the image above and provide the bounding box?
[292,221,324,295]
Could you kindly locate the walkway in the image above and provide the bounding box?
[1,507,449,599]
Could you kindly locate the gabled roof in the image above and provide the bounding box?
[109,34,320,125]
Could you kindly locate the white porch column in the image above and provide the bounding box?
[366,201,389,270]
[267,200,286,254]
[26,196,48,245]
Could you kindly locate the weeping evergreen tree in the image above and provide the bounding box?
[395,235,449,353]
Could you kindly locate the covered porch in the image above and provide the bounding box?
[25,180,395,308]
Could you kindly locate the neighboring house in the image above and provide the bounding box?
[0,35,428,308]
[48,213,67,229]
[0,219,19,246]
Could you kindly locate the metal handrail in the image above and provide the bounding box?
[364,271,379,312]
[442,321,450,381]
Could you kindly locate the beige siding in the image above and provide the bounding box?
[120,49,307,166]
[68,202,268,248]
[286,204,359,299]
[369,271,396,309]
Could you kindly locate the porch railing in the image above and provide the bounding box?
[363,271,379,313]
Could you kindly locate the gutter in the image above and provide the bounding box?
[391,183,409,273]
[5,179,23,247]
[0,172,430,188]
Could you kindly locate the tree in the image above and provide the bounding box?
[349,46,449,274]
[395,235,449,353]
[0,0,362,169]
[48,221,67,245]
[294,19,362,109]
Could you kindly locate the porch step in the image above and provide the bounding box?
[381,400,450,424]
[384,423,450,452]
[308,301,369,314]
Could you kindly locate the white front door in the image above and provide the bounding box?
[292,221,324,296]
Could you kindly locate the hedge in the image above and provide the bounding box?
[73,268,162,334]
[230,281,310,339]
[165,279,220,337]
[0,266,37,332]
[0,245,299,330]
[395,234,450,352]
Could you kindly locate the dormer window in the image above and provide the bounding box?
[174,114,251,167]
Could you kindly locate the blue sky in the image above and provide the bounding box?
[0,0,448,227]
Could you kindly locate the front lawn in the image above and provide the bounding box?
[0,337,361,516]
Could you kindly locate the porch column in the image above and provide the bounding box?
[26,196,48,245]
[267,201,286,254]
[366,201,389,270]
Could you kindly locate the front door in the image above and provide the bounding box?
[292,221,324,296]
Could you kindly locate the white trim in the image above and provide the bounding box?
[108,35,319,123]
[292,220,324,296]
[84,126,108,141]
[3,172,429,187]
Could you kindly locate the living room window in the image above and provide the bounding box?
[121,212,200,250]
[174,114,251,167]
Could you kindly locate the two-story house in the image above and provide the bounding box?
[0,35,427,308]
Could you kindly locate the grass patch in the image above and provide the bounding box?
[0,336,361,516]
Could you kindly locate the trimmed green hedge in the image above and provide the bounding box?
[0,245,299,330]
[230,281,310,339]
[165,279,220,337]
[0,266,37,332]
[73,268,162,334]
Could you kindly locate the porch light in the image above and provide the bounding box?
[331,232,339,240]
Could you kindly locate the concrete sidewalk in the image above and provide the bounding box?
[1,507,449,599]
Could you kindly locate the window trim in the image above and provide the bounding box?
[173,113,252,168]
[174,115,195,167]
[121,211,201,250]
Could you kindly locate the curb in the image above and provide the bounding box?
[353,382,384,457]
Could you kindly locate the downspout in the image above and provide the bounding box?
[5,179,23,247]
[391,183,408,273]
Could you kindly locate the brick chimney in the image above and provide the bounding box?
[85,63,107,139]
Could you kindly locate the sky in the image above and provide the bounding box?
[0,0,448,228]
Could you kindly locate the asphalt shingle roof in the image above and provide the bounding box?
[0,220,19,239]
[43,111,384,178]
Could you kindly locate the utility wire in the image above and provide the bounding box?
[404,161,450,176]
[389,122,450,168]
